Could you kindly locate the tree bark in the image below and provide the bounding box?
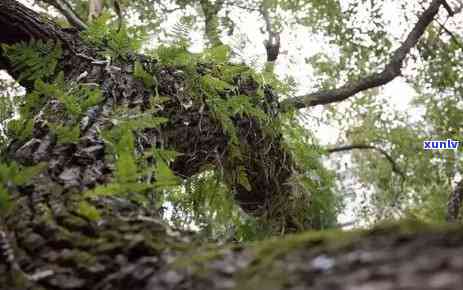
[1,1,463,290]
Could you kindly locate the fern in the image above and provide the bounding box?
[134,61,157,88]
[6,119,33,142]
[77,201,101,221]
[170,18,191,43]
[86,125,150,202]
[0,162,45,212]
[166,169,256,241]
[88,117,178,205]
[50,124,80,144]
[202,45,231,63]
[81,13,146,60]
[281,115,341,229]
[154,44,196,68]
[1,39,62,81]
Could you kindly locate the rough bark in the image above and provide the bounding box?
[446,180,463,223]
[1,1,463,290]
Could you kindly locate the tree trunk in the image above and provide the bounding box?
[1,1,463,289]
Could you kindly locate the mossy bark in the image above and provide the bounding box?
[1,1,463,290]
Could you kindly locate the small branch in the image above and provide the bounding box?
[419,1,463,51]
[443,0,455,16]
[436,20,463,49]
[281,0,448,110]
[326,144,405,179]
[41,0,88,30]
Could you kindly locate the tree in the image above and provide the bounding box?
[1,0,463,289]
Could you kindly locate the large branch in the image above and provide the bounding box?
[0,0,94,90]
[281,0,447,109]
[0,0,66,46]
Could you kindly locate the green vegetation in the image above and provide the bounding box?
[0,162,45,212]
[0,27,339,240]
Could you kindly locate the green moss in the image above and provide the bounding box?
[61,250,98,267]
[232,220,461,289]
[173,245,226,267]
[76,201,102,222]
[368,218,461,236]
[239,228,358,279]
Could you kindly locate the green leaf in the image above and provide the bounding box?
[0,184,10,212]
[51,124,80,144]
[204,45,230,63]
[154,161,181,189]
[237,166,252,191]
[134,61,155,88]
[77,201,101,221]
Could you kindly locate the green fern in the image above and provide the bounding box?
[50,124,80,144]
[6,119,33,142]
[77,200,101,221]
[0,162,46,212]
[81,13,146,60]
[1,39,62,81]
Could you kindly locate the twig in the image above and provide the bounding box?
[326,144,405,179]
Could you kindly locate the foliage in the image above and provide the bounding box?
[86,110,177,209]
[1,39,62,82]
[81,13,146,60]
[0,89,16,154]
[77,200,102,221]
[0,162,45,212]
[282,113,342,229]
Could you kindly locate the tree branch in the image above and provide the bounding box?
[436,19,463,50]
[0,0,92,90]
[326,144,405,179]
[281,0,448,110]
[41,0,88,30]
[443,0,455,16]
